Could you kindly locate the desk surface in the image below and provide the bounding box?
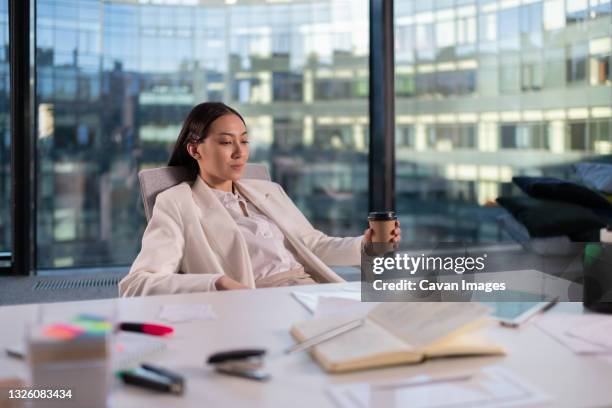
[1,283,611,408]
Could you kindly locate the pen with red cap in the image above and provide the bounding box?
[119,322,174,336]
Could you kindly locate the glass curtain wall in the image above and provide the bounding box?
[0,0,9,261]
[394,0,612,243]
[35,0,368,270]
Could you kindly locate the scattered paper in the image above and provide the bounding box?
[600,354,612,368]
[157,304,217,323]
[566,318,612,349]
[113,332,166,370]
[314,297,377,318]
[534,313,612,354]
[292,291,362,314]
[327,366,549,408]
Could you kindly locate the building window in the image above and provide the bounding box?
[314,79,353,100]
[568,122,587,150]
[500,123,549,149]
[428,125,476,149]
[498,7,520,50]
[272,72,303,102]
[590,120,612,154]
[566,43,588,83]
[500,124,517,148]
[395,75,415,97]
[314,125,354,150]
[520,3,543,48]
[521,62,542,91]
[590,54,611,85]
[437,70,476,96]
[566,0,589,23]
[590,0,611,18]
[273,118,303,151]
[396,125,415,148]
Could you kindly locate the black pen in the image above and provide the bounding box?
[117,365,184,395]
[141,363,185,384]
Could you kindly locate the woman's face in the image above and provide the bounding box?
[189,114,249,183]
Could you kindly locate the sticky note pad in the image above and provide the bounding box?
[43,324,85,340]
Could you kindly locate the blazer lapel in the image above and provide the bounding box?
[235,181,302,253]
[235,180,341,283]
[234,181,278,226]
[191,177,255,288]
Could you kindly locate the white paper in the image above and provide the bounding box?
[292,291,362,314]
[600,354,612,367]
[112,332,166,370]
[565,318,612,349]
[314,297,377,319]
[535,313,612,354]
[327,366,549,408]
[157,304,217,323]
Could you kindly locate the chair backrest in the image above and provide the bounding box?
[138,163,271,221]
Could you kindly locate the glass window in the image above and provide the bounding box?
[521,61,543,91]
[568,122,587,150]
[567,0,589,23]
[396,125,415,148]
[590,0,611,18]
[273,118,304,151]
[520,3,542,48]
[272,72,303,102]
[501,123,549,149]
[498,7,519,50]
[314,78,354,100]
[590,120,612,154]
[590,53,611,85]
[36,0,368,270]
[395,0,611,244]
[416,23,435,61]
[566,43,588,83]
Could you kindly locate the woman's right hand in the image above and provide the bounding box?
[215,276,249,290]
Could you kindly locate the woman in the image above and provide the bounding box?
[119,102,400,296]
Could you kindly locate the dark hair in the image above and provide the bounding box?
[168,102,246,179]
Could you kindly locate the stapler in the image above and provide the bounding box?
[207,349,270,381]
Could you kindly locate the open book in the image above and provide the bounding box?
[290,302,505,373]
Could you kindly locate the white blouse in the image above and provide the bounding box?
[210,186,303,286]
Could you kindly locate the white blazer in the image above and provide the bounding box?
[119,176,362,296]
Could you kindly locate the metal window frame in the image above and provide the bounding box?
[8,0,35,275]
[369,0,395,212]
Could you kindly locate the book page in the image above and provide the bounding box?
[424,333,505,358]
[291,314,413,369]
[367,303,491,349]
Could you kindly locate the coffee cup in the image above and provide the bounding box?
[368,211,397,243]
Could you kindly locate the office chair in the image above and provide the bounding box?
[138,164,271,221]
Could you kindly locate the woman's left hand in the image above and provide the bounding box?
[362,220,401,245]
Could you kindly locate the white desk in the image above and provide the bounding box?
[1,283,611,408]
